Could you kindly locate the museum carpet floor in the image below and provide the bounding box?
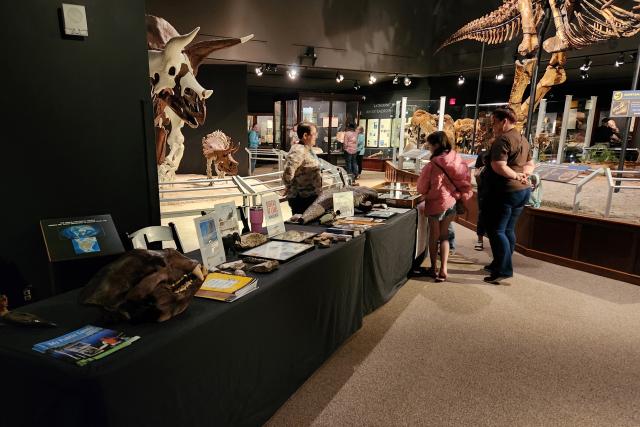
[266,224,640,426]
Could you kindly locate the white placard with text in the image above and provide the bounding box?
[333,191,355,218]
[261,193,285,237]
[194,212,226,270]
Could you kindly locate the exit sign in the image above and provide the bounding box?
[449,98,457,105]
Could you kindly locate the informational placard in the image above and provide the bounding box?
[322,116,339,128]
[333,191,355,218]
[194,212,226,270]
[610,90,640,117]
[533,165,580,182]
[366,119,379,147]
[261,193,285,237]
[40,214,125,262]
[213,201,240,237]
[379,118,391,147]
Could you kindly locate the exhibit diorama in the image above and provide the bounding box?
[3,0,640,426]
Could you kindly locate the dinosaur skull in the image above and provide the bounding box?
[148,28,212,128]
[79,249,206,323]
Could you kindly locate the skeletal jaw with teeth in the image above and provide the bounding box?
[146,15,253,182]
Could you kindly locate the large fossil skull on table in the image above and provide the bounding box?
[79,249,206,323]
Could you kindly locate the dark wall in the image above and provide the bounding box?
[1,0,158,300]
[178,64,249,176]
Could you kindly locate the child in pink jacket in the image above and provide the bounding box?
[416,131,473,282]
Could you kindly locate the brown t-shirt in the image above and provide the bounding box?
[490,128,532,192]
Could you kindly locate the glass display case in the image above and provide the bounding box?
[247,113,275,146]
[285,99,298,149]
[274,101,281,149]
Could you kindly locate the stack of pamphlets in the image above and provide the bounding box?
[196,272,258,302]
[33,325,139,366]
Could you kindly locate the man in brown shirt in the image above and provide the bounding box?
[481,107,534,284]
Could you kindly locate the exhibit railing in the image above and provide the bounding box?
[245,148,285,175]
[533,163,603,213]
[159,164,346,219]
[605,168,640,217]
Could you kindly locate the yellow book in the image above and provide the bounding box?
[198,272,255,294]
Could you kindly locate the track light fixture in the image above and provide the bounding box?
[335,71,344,83]
[368,73,377,84]
[579,57,592,71]
[287,66,298,80]
[353,80,361,90]
[580,69,589,79]
[254,65,264,76]
[615,52,625,67]
[404,75,412,86]
[495,72,504,81]
[392,74,399,85]
[457,74,465,85]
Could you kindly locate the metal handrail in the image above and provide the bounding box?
[604,168,640,217]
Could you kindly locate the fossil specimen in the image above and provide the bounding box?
[439,0,640,126]
[249,260,279,273]
[0,295,57,327]
[298,186,379,224]
[234,233,268,250]
[79,249,205,323]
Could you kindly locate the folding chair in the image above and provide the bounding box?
[126,223,184,253]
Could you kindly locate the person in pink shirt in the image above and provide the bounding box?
[342,123,359,179]
[416,131,473,282]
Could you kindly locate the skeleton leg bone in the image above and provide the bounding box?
[509,58,536,123]
[520,52,567,122]
[158,111,185,182]
[517,0,540,55]
[543,0,576,53]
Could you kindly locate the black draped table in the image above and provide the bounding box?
[0,210,417,427]
[0,234,365,427]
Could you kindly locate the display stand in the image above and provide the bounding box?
[556,95,572,163]
[533,163,603,213]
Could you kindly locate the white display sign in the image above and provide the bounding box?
[567,108,578,130]
[194,213,226,270]
[333,191,355,218]
[261,193,285,237]
[213,201,240,237]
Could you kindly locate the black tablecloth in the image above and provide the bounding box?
[361,209,417,314]
[0,233,365,427]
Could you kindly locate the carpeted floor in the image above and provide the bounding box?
[265,224,640,426]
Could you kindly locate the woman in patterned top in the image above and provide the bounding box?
[283,122,323,214]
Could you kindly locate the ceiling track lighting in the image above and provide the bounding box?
[335,71,344,83]
[287,66,298,80]
[580,69,589,79]
[404,75,412,86]
[579,57,592,72]
[254,65,264,77]
[615,52,625,67]
[368,73,377,84]
[495,71,504,81]
[353,80,361,90]
[457,74,465,85]
[392,74,399,85]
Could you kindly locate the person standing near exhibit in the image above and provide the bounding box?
[342,123,359,179]
[248,123,260,173]
[356,126,366,180]
[417,131,473,282]
[283,122,323,214]
[481,107,534,284]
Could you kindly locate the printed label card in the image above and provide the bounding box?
[194,212,226,270]
[261,193,285,237]
[333,191,355,218]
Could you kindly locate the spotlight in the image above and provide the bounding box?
[392,74,399,85]
[457,74,465,85]
[368,73,377,84]
[254,65,264,76]
[404,75,412,86]
[353,80,361,90]
[580,69,589,79]
[579,57,592,71]
[335,71,344,83]
[495,72,504,81]
[615,52,625,67]
[287,66,298,80]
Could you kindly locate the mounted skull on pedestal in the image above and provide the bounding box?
[202,130,240,180]
[146,15,253,181]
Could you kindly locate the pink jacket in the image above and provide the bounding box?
[417,150,473,216]
[343,131,358,154]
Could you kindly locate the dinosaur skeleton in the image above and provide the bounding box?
[439,0,640,125]
[146,15,253,181]
[201,130,240,180]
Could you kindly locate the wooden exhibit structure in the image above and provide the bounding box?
[386,160,640,285]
